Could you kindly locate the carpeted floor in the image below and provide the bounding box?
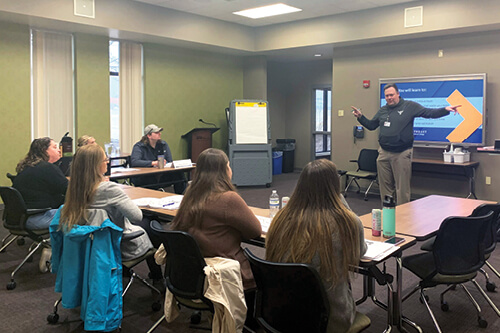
[1,172,499,332]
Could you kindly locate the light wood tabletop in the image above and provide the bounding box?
[119,183,269,219]
[110,165,195,181]
[359,195,496,240]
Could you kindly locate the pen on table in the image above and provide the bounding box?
[162,202,175,207]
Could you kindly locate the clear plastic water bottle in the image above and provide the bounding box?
[269,190,280,218]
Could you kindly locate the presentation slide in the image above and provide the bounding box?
[379,76,485,145]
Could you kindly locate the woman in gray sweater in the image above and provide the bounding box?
[60,144,152,261]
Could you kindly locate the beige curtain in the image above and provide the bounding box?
[32,30,74,141]
[119,41,143,154]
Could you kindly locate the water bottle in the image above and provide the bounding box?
[382,195,396,238]
[269,190,280,218]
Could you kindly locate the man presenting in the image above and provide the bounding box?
[351,83,460,205]
[130,124,187,194]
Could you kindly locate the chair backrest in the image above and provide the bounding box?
[433,212,494,276]
[150,221,207,300]
[0,186,29,230]
[357,149,378,173]
[244,248,330,333]
[470,203,500,254]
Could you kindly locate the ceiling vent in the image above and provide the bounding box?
[74,0,95,19]
[405,6,423,28]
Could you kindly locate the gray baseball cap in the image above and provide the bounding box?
[144,124,163,135]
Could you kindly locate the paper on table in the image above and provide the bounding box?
[133,196,183,210]
[111,167,139,172]
[256,215,271,233]
[362,240,399,261]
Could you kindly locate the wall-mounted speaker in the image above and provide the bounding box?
[74,0,95,19]
[404,6,423,28]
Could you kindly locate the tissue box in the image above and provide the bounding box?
[453,152,470,163]
[443,151,453,163]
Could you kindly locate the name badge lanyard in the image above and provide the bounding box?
[384,112,391,127]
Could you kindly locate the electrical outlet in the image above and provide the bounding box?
[486,176,491,185]
[338,110,344,117]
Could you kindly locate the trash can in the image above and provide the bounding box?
[272,150,283,175]
[276,139,295,173]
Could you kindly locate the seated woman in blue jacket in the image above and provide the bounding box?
[60,144,153,262]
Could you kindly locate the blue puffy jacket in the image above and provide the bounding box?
[50,207,123,332]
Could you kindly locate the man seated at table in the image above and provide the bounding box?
[130,124,187,194]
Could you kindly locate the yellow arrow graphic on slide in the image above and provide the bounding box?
[446,89,482,143]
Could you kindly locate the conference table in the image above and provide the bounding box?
[357,194,495,332]
[121,185,495,332]
[359,195,495,241]
[119,184,268,220]
[110,165,196,182]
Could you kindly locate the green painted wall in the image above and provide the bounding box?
[144,44,243,158]
[74,33,110,145]
[0,22,31,186]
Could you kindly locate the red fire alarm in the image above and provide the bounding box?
[363,80,370,88]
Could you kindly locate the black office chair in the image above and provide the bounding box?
[402,213,496,332]
[420,203,500,318]
[147,221,214,332]
[121,232,162,311]
[344,149,379,201]
[244,248,370,333]
[1,174,27,252]
[469,204,500,293]
[0,186,51,290]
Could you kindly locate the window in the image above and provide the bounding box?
[312,88,331,159]
[109,40,120,146]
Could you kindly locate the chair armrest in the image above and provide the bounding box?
[26,208,52,216]
[420,236,436,251]
[123,230,144,241]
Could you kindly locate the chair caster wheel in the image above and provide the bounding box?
[486,281,496,292]
[266,183,271,188]
[152,301,161,312]
[17,238,25,246]
[47,313,59,324]
[478,317,488,328]
[190,311,202,324]
[364,198,368,201]
[6,281,16,290]
[441,302,449,312]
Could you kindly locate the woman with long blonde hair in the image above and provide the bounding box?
[266,159,367,333]
[171,148,262,290]
[61,144,152,261]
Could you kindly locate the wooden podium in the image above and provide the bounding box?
[182,127,219,163]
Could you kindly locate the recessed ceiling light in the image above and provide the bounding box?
[233,3,302,19]
[314,54,322,57]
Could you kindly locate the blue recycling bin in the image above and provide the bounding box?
[272,150,283,175]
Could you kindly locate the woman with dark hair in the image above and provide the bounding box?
[13,137,68,230]
[266,159,367,333]
[171,148,262,290]
[61,144,152,261]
